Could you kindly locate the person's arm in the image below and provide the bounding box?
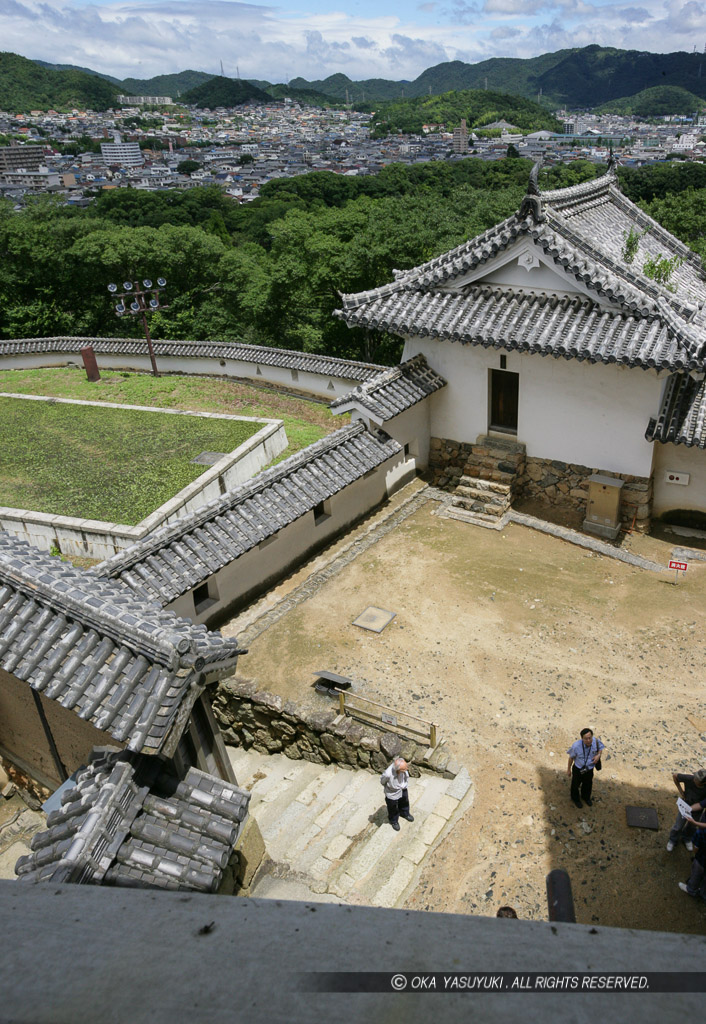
[673,773,687,798]
[592,738,605,764]
[567,755,574,777]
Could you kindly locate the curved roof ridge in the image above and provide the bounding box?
[540,169,616,205]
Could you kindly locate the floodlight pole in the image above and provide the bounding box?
[107,277,168,378]
[139,303,160,378]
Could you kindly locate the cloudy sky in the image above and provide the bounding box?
[2,0,705,84]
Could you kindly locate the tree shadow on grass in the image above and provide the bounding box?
[538,765,706,934]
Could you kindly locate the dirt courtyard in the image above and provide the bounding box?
[227,495,706,933]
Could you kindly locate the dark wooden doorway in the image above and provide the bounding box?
[489,369,519,433]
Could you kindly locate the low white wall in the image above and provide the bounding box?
[0,349,362,401]
[170,450,413,625]
[0,395,287,559]
[404,338,664,478]
[652,442,706,518]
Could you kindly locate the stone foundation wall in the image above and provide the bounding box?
[517,457,653,533]
[428,436,653,531]
[429,435,526,488]
[212,678,459,778]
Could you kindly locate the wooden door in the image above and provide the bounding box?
[490,369,519,433]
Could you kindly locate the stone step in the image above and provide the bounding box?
[440,506,509,530]
[463,466,517,485]
[451,497,508,517]
[454,485,510,507]
[458,476,511,495]
[234,748,474,909]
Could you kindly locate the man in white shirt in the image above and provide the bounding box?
[380,757,415,831]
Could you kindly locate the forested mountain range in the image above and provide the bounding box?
[6,45,706,113]
[287,46,706,110]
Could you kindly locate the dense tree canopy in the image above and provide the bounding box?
[0,157,703,362]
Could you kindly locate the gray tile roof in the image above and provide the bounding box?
[96,422,402,605]
[335,169,706,374]
[15,748,250,892]
[337,284,697,372]
[0,337,383,383]
[646,374,706,449]
[330,354,447,421]
[0,535,243,755]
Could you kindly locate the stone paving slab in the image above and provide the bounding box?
[446,766,473,802]
[233,748,474,909]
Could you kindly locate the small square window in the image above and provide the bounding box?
[314,499,332,525]
[194,578,218,614]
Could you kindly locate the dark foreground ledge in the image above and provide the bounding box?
[1,880,704,1023]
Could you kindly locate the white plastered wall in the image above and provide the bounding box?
[651,442,706,517]
[344,401,431,471]
[167,450,413,625]
[0,351,360,400]
[403,337,664,478]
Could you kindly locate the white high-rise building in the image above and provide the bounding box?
[100,139,144,167]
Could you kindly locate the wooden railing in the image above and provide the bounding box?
[338,690,438,748]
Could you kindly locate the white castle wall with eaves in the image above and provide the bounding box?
[0,350,358,401]
[402,336,664,478]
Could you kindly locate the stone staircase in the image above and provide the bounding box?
[230,747,473,908]
[446,435,526,524]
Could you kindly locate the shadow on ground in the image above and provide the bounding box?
[539,766,706,933]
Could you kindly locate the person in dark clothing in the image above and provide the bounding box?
[667,769,706,852]
[679,827,706,899]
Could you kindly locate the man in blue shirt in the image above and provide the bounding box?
[567,728,605,809]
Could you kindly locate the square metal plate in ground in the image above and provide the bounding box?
[352,607,396,633]
[192,452,228,466]
[625,806,659,830]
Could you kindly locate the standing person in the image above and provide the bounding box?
[380,757,414,831]
[667,769,706,852]
[566,728,605,809]
[678,827,706,900]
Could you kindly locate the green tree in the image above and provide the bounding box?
[177,159,200,175]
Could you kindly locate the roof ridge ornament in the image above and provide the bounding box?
[519,160,543,223]
[607,144,617,175]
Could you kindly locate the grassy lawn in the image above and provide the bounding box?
[0,396,266,524]
[0,367,343,463]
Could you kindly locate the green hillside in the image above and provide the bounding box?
[264,83,337,105]
[33,60,122,85]
[598,85,706,117]
[371,89,561,137]
[0,51,119,111]
[288,72,407,104]
[120,71,214,98]
[181,76,270,108]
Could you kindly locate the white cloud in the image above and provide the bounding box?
[1,0,706,86]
